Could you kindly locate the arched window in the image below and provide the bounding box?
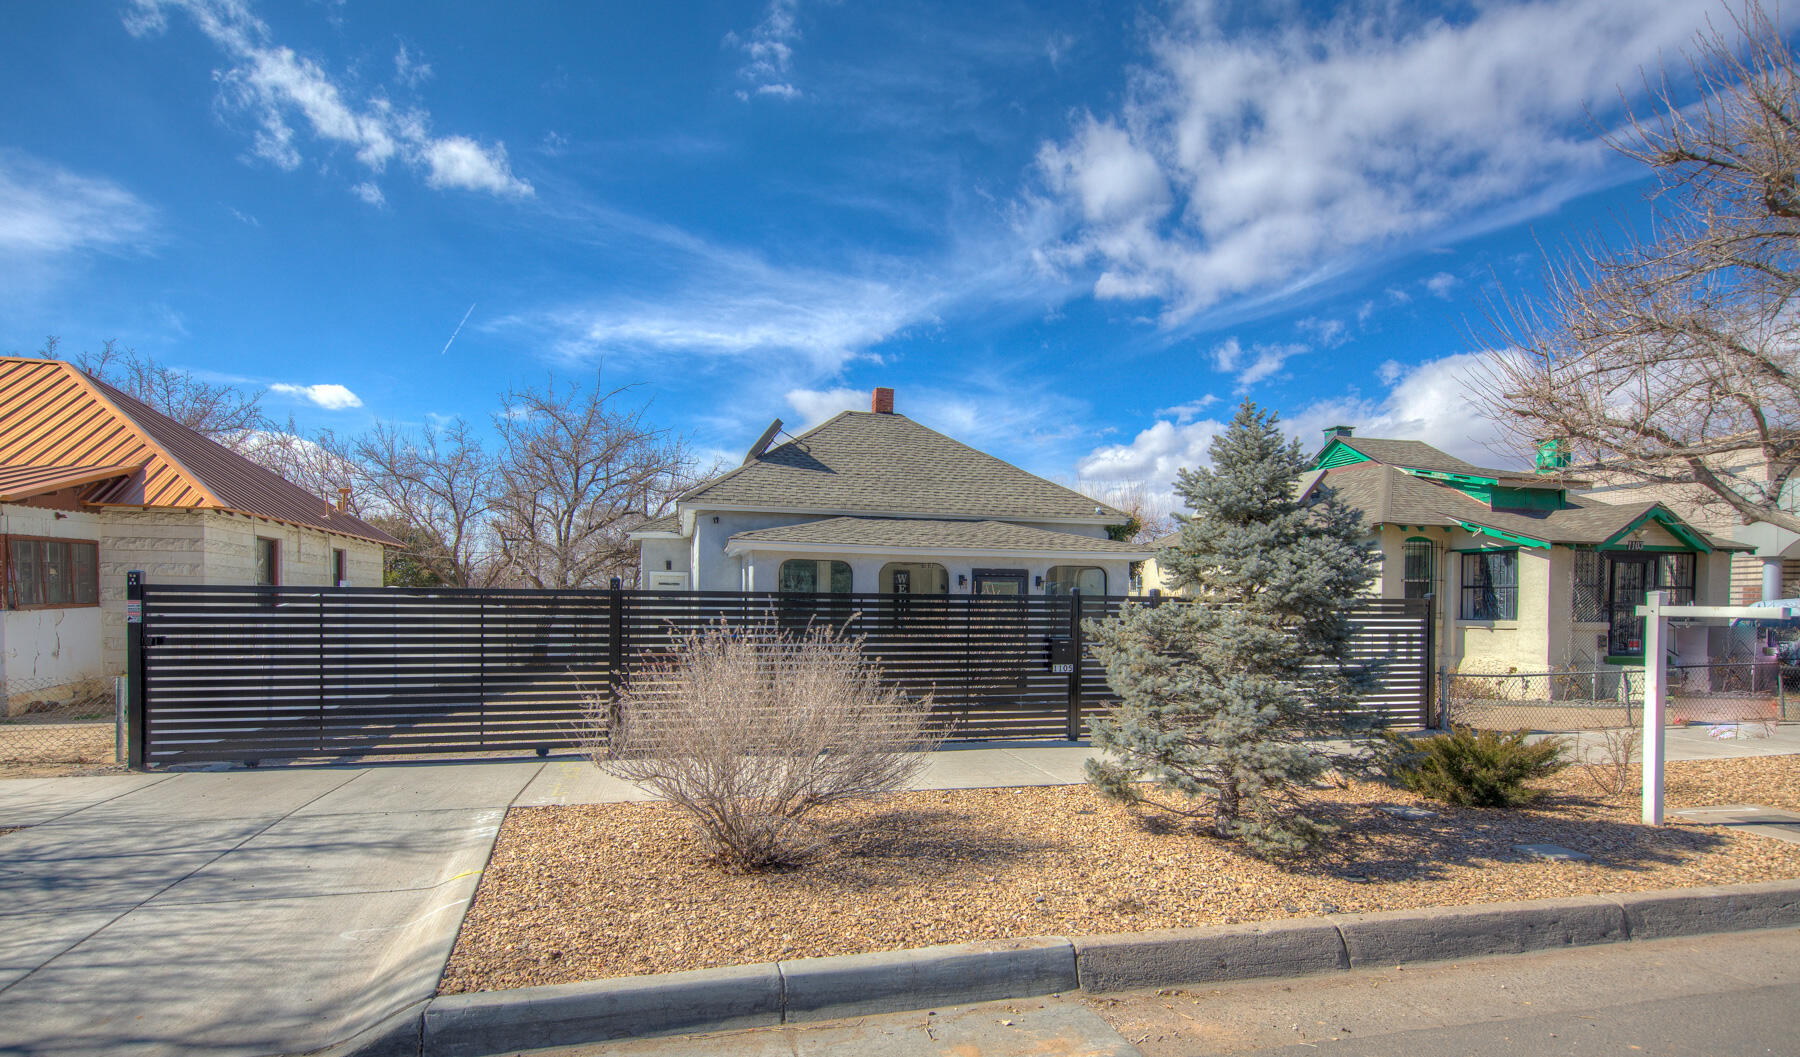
[1044,566,1106,596]
[778,559,853,593]
[880,562,949,594]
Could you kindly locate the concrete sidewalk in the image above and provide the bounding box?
[0,762,546,1057]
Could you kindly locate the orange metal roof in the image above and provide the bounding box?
[0,357,398,546]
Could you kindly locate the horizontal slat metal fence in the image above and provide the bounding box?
[135,587,1429,767]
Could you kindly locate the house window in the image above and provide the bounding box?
[255,537,280,587]
[880,562,949,594]
[332,548,348,587]
[1044,565,1106,596]
[1659,552,1695,606]
[1402,538,1435,600]
[1572,550,1605,622]
[1460,550,1518,620]
[3,537,100,609]
[778,559,852,593]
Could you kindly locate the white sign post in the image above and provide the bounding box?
[1633,594,1792,826]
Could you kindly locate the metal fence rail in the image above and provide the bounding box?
[1443,661,1800,731]
[132,585,1433,768]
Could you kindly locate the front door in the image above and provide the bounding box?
[1608,555,1653,655]
[972,569,1028,595]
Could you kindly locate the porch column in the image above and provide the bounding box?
[1762,555,1784,602]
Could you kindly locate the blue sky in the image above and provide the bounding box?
[0,0,1770,499]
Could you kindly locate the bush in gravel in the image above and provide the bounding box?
[592,620,943,872]
[1084,402,1379,857]
[1398,726,1569,808]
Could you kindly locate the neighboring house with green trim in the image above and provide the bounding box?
[1304,428,1748,674]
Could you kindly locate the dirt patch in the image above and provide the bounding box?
[439,756,1800,995]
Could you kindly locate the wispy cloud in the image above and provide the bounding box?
[1424,271,1460,299]
[1212,336,1308,390]
[1031,0,1749,324]
[729,0,804,101]
[271,381,363,409]
[0,153,154,256]
[393,41,432,87]
[125,0,531,199]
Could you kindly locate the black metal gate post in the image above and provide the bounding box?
[607,578,625,735]
[1066,589,1084,741]
[126,570,147,769]
[1422,594,1438,728]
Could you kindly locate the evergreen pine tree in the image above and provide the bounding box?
[1084,401,1378,856]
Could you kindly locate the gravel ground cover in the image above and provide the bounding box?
[440,755,1800,994]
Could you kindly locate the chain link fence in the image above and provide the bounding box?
[1441,661,1797,733]
[1,675,125,772]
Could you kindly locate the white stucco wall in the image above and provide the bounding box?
[736,548,1133,596]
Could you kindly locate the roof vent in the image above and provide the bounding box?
[744,419,783,463]
[1323,425,1354,442]
[871,387,895,414]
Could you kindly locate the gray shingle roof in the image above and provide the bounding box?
[1320,463,1748,549]
[681,412,1126,521]
[634,513,681,535]
[726,517,1152,555]
[1333,437,1520,479]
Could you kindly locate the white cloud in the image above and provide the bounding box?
[0,154,154,256]
[1077,417,1228,486]
[350,181,384,206]
[126,0,531,198]
[1075,351,1518,500]
[1424,271,1460,299]
[393,42,431,87]
[1377,358,1404,384]
[271,382,363,409]
[1211,336,1308,390]
[784,386,866,429]
[731,0,804,102]
[1032,0,1746,322]
[1297,316,1349,348]
[1284,352,1513,468]
[1155,395,1219,422]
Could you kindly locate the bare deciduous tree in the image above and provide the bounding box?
[596,620,942,872]
[351,419,497,587]
[1476,3,1800,533]
[489,374,692,588]
[46,337,266,448]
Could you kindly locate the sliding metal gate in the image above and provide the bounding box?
[128,580,1430,768]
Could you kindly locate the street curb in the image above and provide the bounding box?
[356,878,1800,1056]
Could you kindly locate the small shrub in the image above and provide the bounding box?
[1576,724,1642,800]
[593,619,943,872]
[1397,726,1569,808]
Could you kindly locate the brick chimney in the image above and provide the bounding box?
[871,387,895,414]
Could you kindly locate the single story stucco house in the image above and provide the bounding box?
[1300,428,1746,674]
[1,355,397,712]
[630,388,1152,595]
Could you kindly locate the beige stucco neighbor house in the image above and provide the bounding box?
[1302,429,1746,674]
[1,356,398,712]
[630,388,1152,596]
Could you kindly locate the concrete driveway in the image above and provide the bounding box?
[0,762,545,1057]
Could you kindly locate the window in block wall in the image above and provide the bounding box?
[3,537,100,609]
[255,537,280,586]
[332,548,347,587]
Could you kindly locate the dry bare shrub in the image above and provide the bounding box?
[1578,725,1643,800]
[592,620,943,872]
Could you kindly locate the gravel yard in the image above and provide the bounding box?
[439,754,1800,994]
